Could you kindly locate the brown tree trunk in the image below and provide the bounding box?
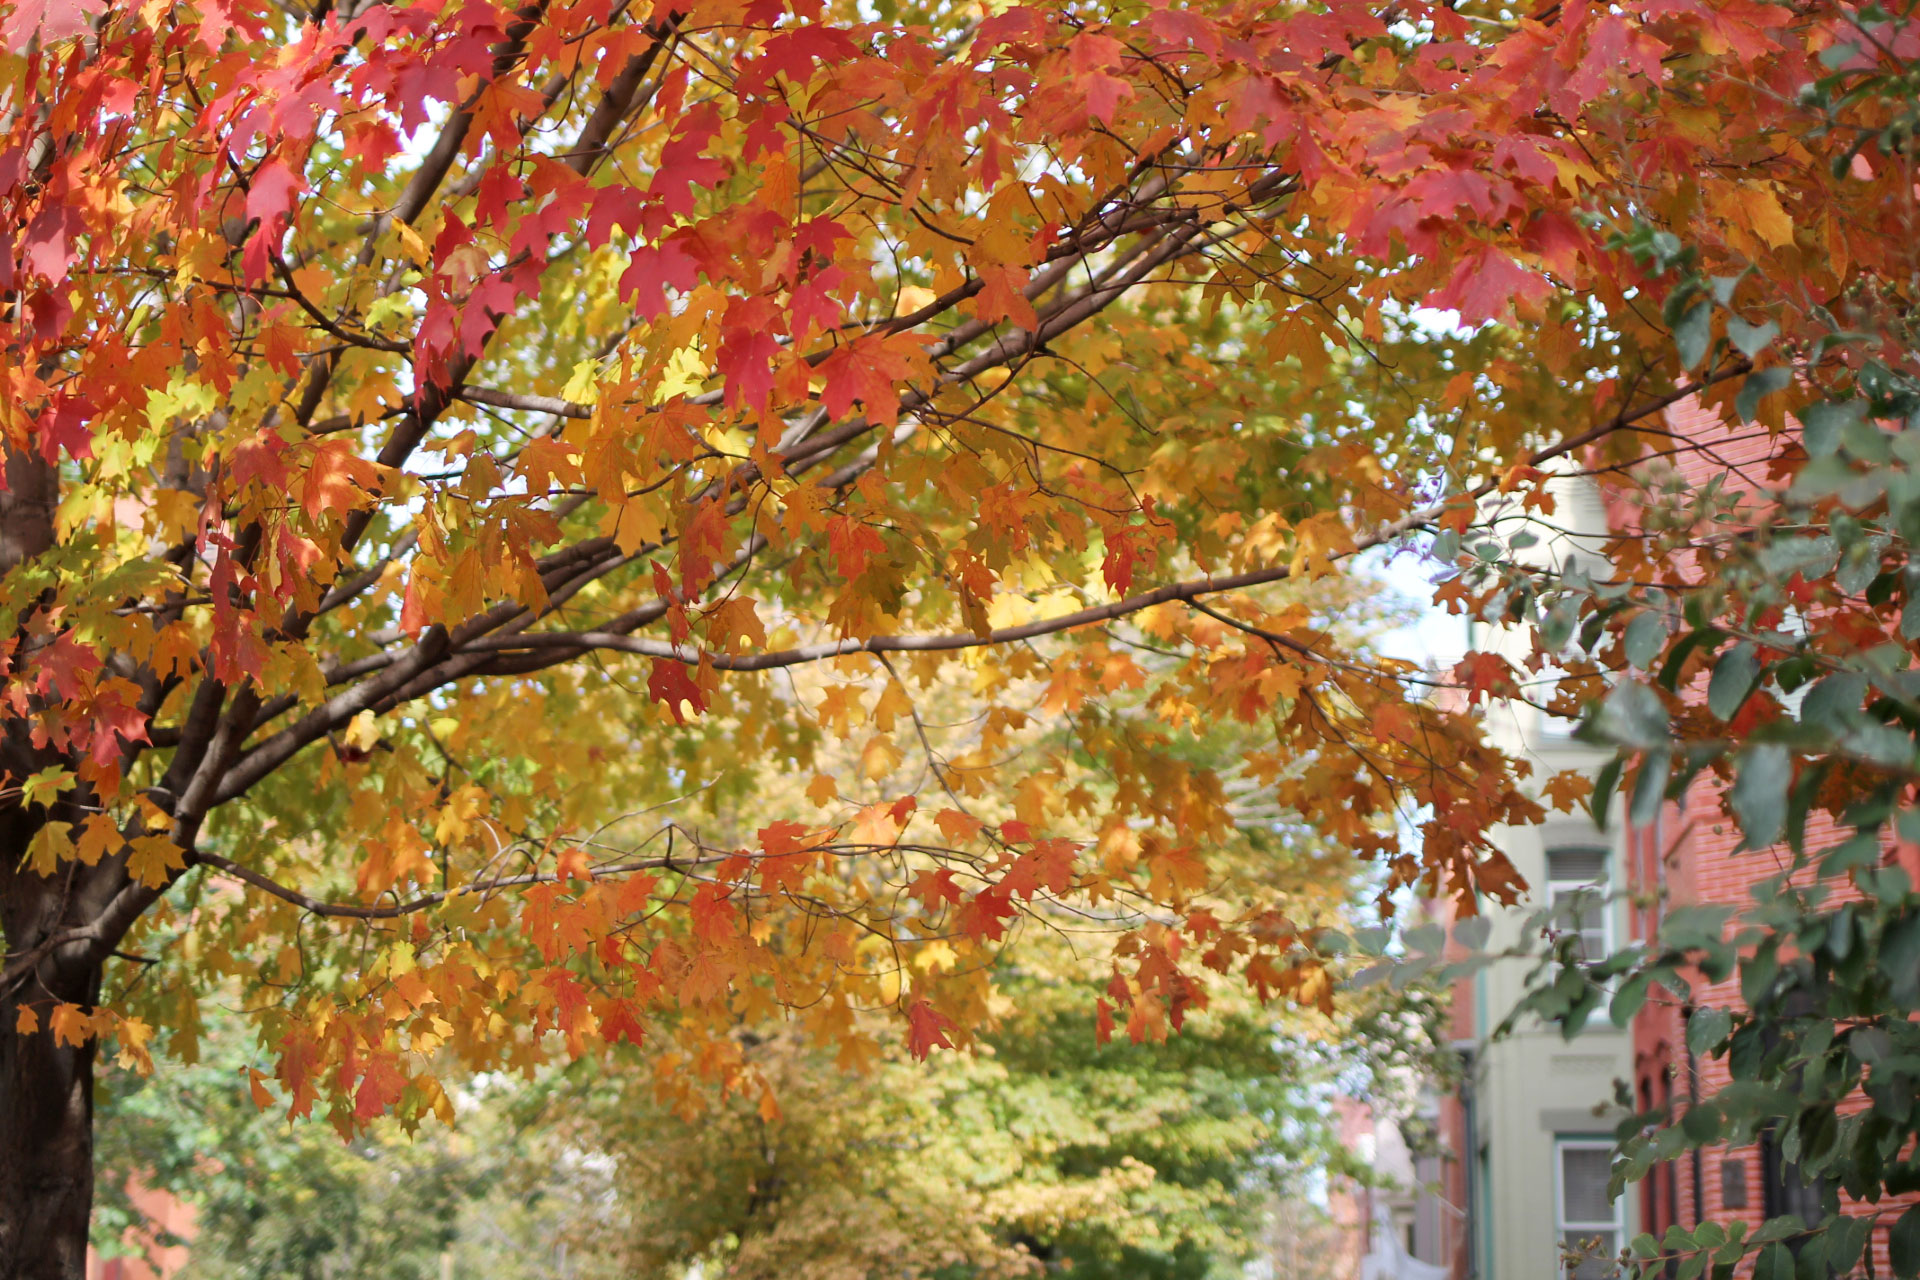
[0,809,102,1280]
[0,447,98,1280]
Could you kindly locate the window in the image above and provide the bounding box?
[1547,846,1611,962]
[1556,1139,1624,1279]
[1720,1157,1748,1209]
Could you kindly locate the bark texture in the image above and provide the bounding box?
[0,839,102,1280]
[0,448,97,1280]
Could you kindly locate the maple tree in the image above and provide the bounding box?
[0,0,1901,1267]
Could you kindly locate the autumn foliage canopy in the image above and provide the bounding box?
[0,0,1913,1265]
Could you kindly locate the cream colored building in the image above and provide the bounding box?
[1457,471,1637,1280]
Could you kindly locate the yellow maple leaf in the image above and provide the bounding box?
[75,813,122,866]
[126,835,185,889]
[706,597,767,653]
[872,681,914,733]
[343,709,380,753]
[24,822,75,876]
[113,1015,155,1074]
[15,1005,39,1034]
[49,1003,93,1049]
[860,736,904,781]
[1542,769,1594,812]
[1741,184,1794,249]
[391,217,430,267]
[816,684,863,737]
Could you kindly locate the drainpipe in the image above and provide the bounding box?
[1685,1007,1704,1227]
[1459,1047,1479,1280]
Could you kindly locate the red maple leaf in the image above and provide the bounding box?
[35,392,92,464]
[1452,650,1518,705]
[619,239,699,320]
[1068,32,1133,125]
[827,516,886,581]
[1426,246,1551,325]
[647,659,707,723]
[906,999,956,1061]
[907,866,963,908]
[954,884,1018,940]
[688,882,736,944]
[20,205,83,285]
[352,1053,408,1120]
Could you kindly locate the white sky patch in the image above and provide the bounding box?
[1361,539,1465,673]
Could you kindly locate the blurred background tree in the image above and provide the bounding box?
[94,966,1440,1280]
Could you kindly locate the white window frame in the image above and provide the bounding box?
[1555,1137,1624,1278]
[1546,846,1612,962]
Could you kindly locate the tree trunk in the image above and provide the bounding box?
[0,807,103,1280]
[0,444,98,1279]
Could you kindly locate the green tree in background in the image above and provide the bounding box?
[94,972,1441,1280]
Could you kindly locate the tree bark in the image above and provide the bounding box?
[0,446,99,1280]
[0,808,102,1280]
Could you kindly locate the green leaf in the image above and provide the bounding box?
[1658,627,1723,692]
[1610,971,1650,1027]
[1688,1006,1733,1055]
[1793,1232,1828,1280]
[1880,911,1920,1007]
[1681,1102,1722,1142]
[1541,595,1578,652]
[1825,1215,1869,1272]
[1892,1204,1920,1277]
[1800,672,1865,732]
[1729,744,1791,848]
[1751,1241,1793,1280]
[1589,756,1623,831]
[1708,642,1759,720]
[1631,749,1673,827]
[1819,39,1860,67]
[1726,317,1778,359]
[1820,832,1880,877]
[1452,916,1491,951]
[1624,609,1669,670]
[1352,925,1392,956]
[1676,301,1713,370]
[1594,680,1670,749]
[17,766,75,809]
